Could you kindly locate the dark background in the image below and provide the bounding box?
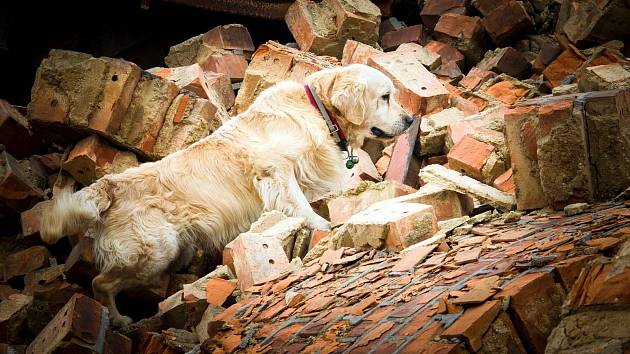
[0,0,296,106]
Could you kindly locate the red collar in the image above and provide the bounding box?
[304,84,358,169]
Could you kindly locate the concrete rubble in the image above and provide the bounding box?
[1,1,629,353]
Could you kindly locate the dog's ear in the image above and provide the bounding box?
[331,79,366,125]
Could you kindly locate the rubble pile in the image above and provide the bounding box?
[1,1,629,353]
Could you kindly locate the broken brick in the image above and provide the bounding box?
[0,100,42,159]
[447,135,496,183]
[420,0,468,30]
[27,49,141,135]
[434,13,487,66]
[0,151,46,212]
[232,231,291,290]
[368,51,449,116]
[493,168,515,194]
[202,24,255,55]
[205,278,237,307]
[20,200,52,238]
[481,1,534,46]
[62,135,138,186]
[341,40,381,65]
[425,40,465,70]
[386,118,421,188]
[2,246,50,282]
[441,300,501,352]
[578,63,630,92]
[26,293,131,354]
[0,293,33,344]
[495,272,565,354]
[344,202,438,250]
[380,25,428,51]
[459,67,496,91]
[235,41,338,113]
[542,49,584,88]
[477,47,531,80]
[396,43,441,70]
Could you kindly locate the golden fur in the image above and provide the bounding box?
[40,64,411,326]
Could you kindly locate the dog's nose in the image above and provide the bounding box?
[403,115,414,128]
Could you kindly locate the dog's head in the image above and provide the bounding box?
[305,64,413,147]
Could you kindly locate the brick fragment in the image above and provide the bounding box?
[391,245,436,272]
[493,168,515,194]
[542,49,584,88]
[376,183,474,221]
[368,51,449,116]
[20,200,52,238]
[495,272,565,354]
[420,0,468,30]
[27,293,131,354]
[482,1,534,46]
[578,63,630,92]
[447,135,496,183]
[0,151,46,212]
[556,0,630,45]
[380,25,428,51]
[63,135,138,186]
[341,40,381,65]
[386,118,421,188]
[198,53,248,82]
[343,202,438,250]
[419,107,465,156]
[425,40,465,70]
[396,43,441,70]
[441,300,501,352]
[0,293,33,344]
[471,0,502,16]
[477,47,531,79]
[533,43,563,74]
[115,72,179,155]
[205,278,237,307]
[483,79,530,105]
[2,245,50,282]
[327,180,414,225]
[478,311,528,354]
[419,164,515,211]
[202,24,255,55]
[285,0,380,58]
[0,100,42,159]
[152,94,222,159]
[460,67,496,91]
[232,232,291,290]
[27,49,141,135]
[434,13,487,66]
[235,41,338,113]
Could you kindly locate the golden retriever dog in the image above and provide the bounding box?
[40,63,413,327]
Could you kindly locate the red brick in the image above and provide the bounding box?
[115,72,179,155]
[341,40,381,65]
[453,247,482,265]
[459,67,496,90]
[420,0,468,30]
[495,272,565,354]
[27,50,141,135]
[202,24,255,54]
[368,51,449,116]
[441,300,501,352]
[493,168,515,194]
[552,255,595,292]
[471,0,503,16]
[205,278,237,306]
[533,43,563,74]
[386,118,421,188]
[434,13,487,65]
[391,245,437,271]
[232,231,291,290]
[308,229,330,250]
[484,80,529,105]
[0,100,42,159]
[380,25,428,51]
[425,40,465,70]
[542,49,584,88]
[235,41,338,113]
[63,135,138,186]
[433,61,464,85]
[2,246,50,282]
[567,261,630,308]
[204,71,235,109]
[477,47,531,79]
[0,293,32,344]
[199,53,248,82]
[504,106,546,210]
[482,1,534,46]
[0,151,46,212]
[27,293,131,354]
[20,200,52,238]
[447,135,494,182]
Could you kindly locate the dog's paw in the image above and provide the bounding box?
[308,217,331,231]
[111,315,133,328]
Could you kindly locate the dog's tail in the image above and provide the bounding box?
[40,179,113,244]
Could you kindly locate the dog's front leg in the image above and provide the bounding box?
[254,168,331,230]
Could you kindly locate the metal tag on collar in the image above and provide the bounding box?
[345,149,359,169]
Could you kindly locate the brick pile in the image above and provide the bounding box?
[1,0,630,353]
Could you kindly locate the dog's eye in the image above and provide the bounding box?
[381,94,390,101]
